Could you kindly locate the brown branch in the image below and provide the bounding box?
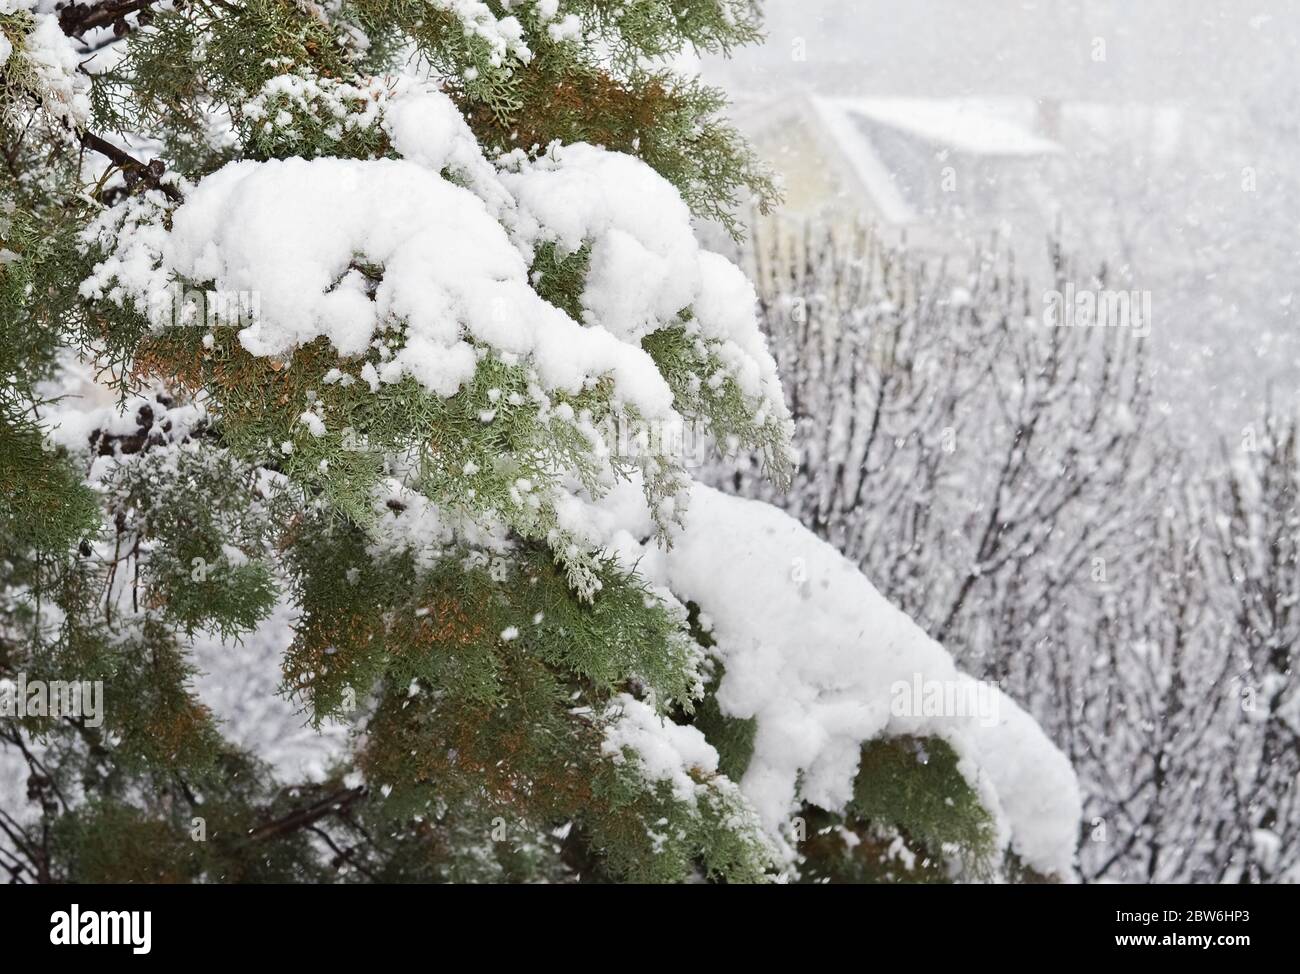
[306,824,380,881]
[243,786,368,844]
[52,0,200,203]
[59,0,163,37]
[78,130,183,202]
[62,0,240,38]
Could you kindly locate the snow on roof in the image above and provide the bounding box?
[829,96,1063,156]
[808,97,916,223]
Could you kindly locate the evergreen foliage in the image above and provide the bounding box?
[0,1,1069,884]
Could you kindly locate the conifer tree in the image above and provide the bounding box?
[0,0,1079,882]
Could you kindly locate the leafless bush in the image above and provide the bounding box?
[708,219,1298,882]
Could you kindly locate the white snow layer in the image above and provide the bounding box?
[599,482,1082,879]
[3,7,92,126]
[602,693,720,806]
[80,80,789,443]
[169,156,679,412]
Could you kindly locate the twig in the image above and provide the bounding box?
[243,786,368,844]
[78,130,183,202]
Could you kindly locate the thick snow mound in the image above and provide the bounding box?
[604,483,1081,878]
[500,141,788,418]
[157,156,675,415]
[81,80,788,455]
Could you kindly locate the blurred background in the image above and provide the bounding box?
[700,0,1300,441]
[687,5,1300,881]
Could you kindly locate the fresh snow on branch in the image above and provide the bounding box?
[598,481,1082,876]
[1,3,91,127]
